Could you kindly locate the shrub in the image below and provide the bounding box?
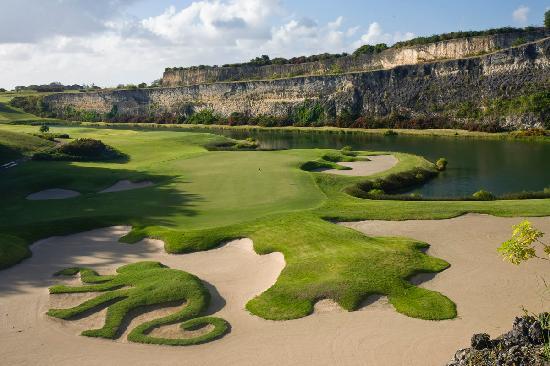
[436,158,448,171]
[292,101,326,126]
[187,109,221,125]
[33,138,126,161]
[472,190,496,201]
[511,37,527,47]
[384,129,398,136]
[348,167,438,198]
[227,112,249,126]
[353,43,389,57]
[512,128,548,137]
[340,146,357,157]
[321,152,355,163]
[368,189,385,196]
[39,124,49,133]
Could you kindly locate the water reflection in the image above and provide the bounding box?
[178,127,550,198]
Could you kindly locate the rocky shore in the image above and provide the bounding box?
[448,314,549,366]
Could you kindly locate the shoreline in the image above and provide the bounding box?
[8,118,550,142]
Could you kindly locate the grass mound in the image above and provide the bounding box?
[203,137,260,151]
[48,261,229,346]
[301,150,363,171]
[0,129,54,164]
[346,166,439,198]
[33,138,127,162]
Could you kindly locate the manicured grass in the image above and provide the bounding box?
[48,261,229,345]
[1,122,549,324]
[0,129,54,164]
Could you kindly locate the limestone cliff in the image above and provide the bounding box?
[40,37,550,130]
[163,30,549,86]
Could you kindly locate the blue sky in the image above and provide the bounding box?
[0,0,548,89]
[128,0,548,36]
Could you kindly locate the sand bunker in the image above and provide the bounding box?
[26,188,81,200]
[1,214,549,366]
[100,180,154,193]
[317,155,398,176]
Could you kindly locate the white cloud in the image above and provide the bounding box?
[141,0,281,45]
[512,5,530,24]
[0,0,139,43]
[354,22,415,47]
[0,0,415,89]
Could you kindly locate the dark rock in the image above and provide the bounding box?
[529,321,544,345]
[447,315,549,366]
[471,333,492,350]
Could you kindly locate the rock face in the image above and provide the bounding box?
[448,314,550,366]
[163,30,549,86]
[42,37,550,129]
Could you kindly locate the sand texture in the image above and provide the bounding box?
[100,180,154,193]
[26,189,81,200]
[316,155,398,176]
[0,214,548,365]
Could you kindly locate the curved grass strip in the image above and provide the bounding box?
[47,261,229,345]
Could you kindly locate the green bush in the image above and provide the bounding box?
[472,190,496,201]
[321,152,356,163]
[393,27,535,49]
[436,158,448,171]
[384,129,398,136]
[33,138,126,162]
[353,43,389,56]
[511,37,527,47]
[368,189,385,196]
[349,167,439,198]
[292,101,326,126]
[340,146,358,157]
[186,109,221,125]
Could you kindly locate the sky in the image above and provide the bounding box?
[0,0,548,89]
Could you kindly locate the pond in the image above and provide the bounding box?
[184,128,550,198]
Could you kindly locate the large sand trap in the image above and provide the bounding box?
[26,188,81,200]
[0,214,548,366]
[100,180,154,193]
[316,155,398,176]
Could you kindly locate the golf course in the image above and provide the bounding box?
[0,93,549,365]
[4,1,550,364]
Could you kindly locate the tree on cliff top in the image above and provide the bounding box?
[545,10,550,28]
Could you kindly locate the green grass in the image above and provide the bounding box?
[48,261,229,345]
[1,122,549,325]
[0,129,54,164]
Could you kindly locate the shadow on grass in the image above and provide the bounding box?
[0,161,203,272]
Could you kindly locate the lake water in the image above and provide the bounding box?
[187,128,550,198]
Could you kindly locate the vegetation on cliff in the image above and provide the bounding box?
[165,26,545,73]
[393,26,542,48]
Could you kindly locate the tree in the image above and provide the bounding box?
[0,88,6,93]
[498,221,550,360]
[39,124,50,134]
[138,82,147,88]
[545,10,550,28]
[498,220,550,265]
